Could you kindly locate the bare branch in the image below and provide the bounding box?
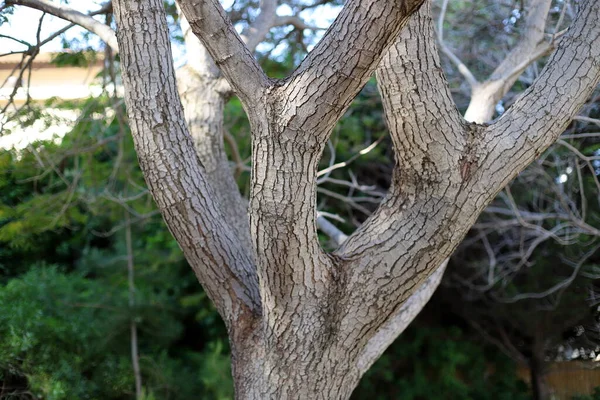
[496,244,600,303]
[466,318,528,364]
[317,187,373,216]
[6,0,118,50]
[488,0,553,84]
[330,3,466,364]
[317,136,385,180]
[240,2,326,53]
[437,0,478,87]
[464,0,554,123]
[574,115,600,127]
[240,0,278,52]
[482,0,600,191]
[273,15,326,32]
[316,213,348,247]
[177,0,270,105]
[113,0,260,320]
[0,21,87,118]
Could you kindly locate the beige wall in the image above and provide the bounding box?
[0,53,104,106]
[518,361,600,399]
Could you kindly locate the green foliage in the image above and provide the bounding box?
[0,96,230,399]
[573,387,600,400]
[354,322,530,400]
[51,51,98,68]
[0,267,134,399]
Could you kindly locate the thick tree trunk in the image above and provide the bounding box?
[229,262,447,399]
[231,341,360,399]
[8,0,600,398]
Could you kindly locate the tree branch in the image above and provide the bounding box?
[240,0,278,52]
[463,0,554,123]
[316,213,348,246]
[243,0,427,332]
[330,2,467,362]
[481,0,600,192]
[330,0,600,364]
[437,0,478,87]
[5,0,118,50]
[273,15,326,32]
[355,260,447,375]
[488,0,553,84]
[278,0,427,142]
[177,0,270,105]
[113,0,260,321]
[176,1,330,265]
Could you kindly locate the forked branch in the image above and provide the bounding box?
[113,0,260,320]
[177,0,270,105]
[482,0,600,190]
[279,0,427,141]
[5,0,118,50]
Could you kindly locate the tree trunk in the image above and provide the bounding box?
[111,0,600,397]
[5,0,600,397]
[530,355,551,400]
[529,329,551,400]
[231,341,361,399]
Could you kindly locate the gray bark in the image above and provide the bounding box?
[115,0,600,396]
[176,18,252,250]
[10,0,600,397]
[113,0,261,324]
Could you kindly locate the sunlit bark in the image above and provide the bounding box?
[6,0,600,397]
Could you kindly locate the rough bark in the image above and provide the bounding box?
[178,0,429,397]
[175,0,285,250]
[356,259,447,375]
[176,16,252,250]
[112,0,260,324]
[13,0,600,397]
[115,0,600,396]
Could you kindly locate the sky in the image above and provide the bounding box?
[0,0,339,150]
[0,3,103,53]
[0,1,339,60]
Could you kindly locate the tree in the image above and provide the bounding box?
[1,0,600,397]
